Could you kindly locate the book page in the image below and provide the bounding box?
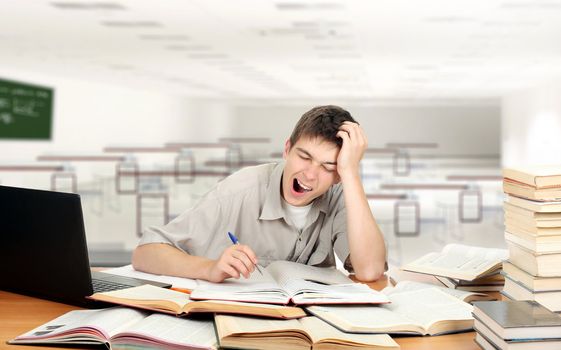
[285,279,389,304]
[112,313,217,349]
[307,304,421,334]
[442,244,508,262]
[197,265,278,287]
[402,244,508,280]
[383,280,484,302]
[381,288,473,333]
[192,268,289,303]
[101,264,198,289]
[264,261,386,303]
[96,284,191,310]
[300,316,398,348]
[12,308,146,343]
[215,314,309,341]
[267,260,352,286]
[307,288,473,335]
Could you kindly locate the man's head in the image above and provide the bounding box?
[282,105,357,207]
[288,105,357,149]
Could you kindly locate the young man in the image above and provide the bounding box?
[132,105,386,282]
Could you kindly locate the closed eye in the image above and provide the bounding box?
[323,165,336,172]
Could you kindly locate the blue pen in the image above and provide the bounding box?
[228,231,264,275]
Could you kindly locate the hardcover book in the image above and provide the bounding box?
[502,261,561,292]
[506,196,561,213]
[89,284,306,319]
[474,327,561,350]
[502,275,561,312]
[504,231,561,254]
[503,180,561,201]
[503,166,561,189]
[472,300,561,340]
[507,241,561,277]
[215,315,400,350]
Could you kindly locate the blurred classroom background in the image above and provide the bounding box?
[2,0,561,268]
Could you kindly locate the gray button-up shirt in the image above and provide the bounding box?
[139,162,350,269]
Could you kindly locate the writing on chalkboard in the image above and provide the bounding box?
[0,78,54,139]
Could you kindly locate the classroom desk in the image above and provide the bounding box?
[1,274,487,350]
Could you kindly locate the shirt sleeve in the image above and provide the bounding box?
[332,197,388,274]
[138,186,224,257]
[332,204,354,273]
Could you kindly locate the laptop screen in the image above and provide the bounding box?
[0,185,94,304]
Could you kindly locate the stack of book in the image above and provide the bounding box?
[502,166,561,312]
[472,300,561,349]
[401,243,507,294]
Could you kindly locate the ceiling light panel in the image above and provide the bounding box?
[50,2,126,10]
[100,20,162,27]
[138,34,190,41]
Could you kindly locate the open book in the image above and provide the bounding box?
[89,284,306,319]
[307,282,474,335]
[401,244,508,281]
[388,280,495,303]
[10,307,217,349]
[215,315,400,350]
[435,275,504,292]
[190,260,389,305]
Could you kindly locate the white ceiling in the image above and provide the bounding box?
[2,0,561,100]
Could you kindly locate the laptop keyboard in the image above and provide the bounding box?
[92,278,135,293]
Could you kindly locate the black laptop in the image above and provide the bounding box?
[0,185,170,306]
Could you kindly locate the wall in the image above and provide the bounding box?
[502,82,561,167]
[0,71,236,253]
[0,71,234,163]
[231,103,501,157]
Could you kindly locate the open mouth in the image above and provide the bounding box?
[293,178,312,193]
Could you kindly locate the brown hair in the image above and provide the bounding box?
[289,105,357,148]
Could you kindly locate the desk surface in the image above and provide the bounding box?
[1,274,484,350]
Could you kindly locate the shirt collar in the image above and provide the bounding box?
[259,161,330,221]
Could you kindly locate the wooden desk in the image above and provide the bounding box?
[1,275,483,350]
[0,290,88,349]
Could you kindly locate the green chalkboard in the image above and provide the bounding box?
[0,78,54,139]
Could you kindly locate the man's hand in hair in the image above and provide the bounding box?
[335,121,368,180]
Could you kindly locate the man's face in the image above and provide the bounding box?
[282,136,340,207]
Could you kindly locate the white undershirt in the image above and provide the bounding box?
[282,200,313,232]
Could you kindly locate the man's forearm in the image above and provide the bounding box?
[341,173,387,281]
[132,243,214,280]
